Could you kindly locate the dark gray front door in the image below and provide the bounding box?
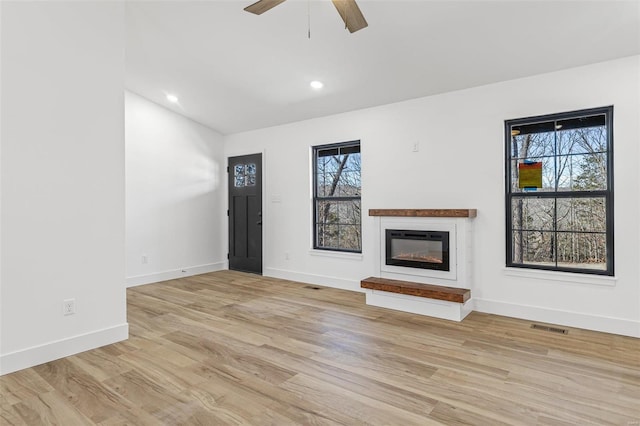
[228,153,262,274]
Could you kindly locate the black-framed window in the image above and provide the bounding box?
[313,141,361,252]
[505,106,613,275]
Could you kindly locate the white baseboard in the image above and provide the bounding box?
[126,262,226,287]
[264,267,364,293]
[475,298,640,338]
[0,323,129,375]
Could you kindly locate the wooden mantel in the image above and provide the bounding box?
[369,209,477,218]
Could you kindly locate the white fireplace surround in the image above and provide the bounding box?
[366,210,476,321]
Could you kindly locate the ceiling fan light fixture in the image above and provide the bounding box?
[245,0,367,33]
[310,80,324,90]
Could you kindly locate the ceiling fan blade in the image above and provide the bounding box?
[331,0,368,33]
[244,0,287,15]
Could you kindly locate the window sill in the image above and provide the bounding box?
[309,250,364,261]
[503,267,617,287]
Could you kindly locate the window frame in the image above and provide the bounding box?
[505,106,614,276]
[312,140,362,253]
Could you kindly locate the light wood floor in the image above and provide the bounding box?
[2,270,639,425]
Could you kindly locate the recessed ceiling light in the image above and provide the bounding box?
[166,94,179,103]
[310,81,324,90]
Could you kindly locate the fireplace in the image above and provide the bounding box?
[385,229,449,271]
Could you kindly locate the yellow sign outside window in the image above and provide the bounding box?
[518,161,542,189]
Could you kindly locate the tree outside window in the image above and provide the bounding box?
[313,141,361,252]
[505,107,613,275]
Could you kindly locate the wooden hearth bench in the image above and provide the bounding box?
[361,276,472,321]
[361,277,471,304]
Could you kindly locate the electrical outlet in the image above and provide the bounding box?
[285,252,290,260]
[141,255,148,264]
[412,141,420,152]
[63,299,75,316]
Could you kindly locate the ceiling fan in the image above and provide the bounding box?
[244,0,368,33]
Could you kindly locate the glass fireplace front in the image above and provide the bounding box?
[385,229,450,271]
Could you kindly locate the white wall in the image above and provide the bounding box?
[125,91,226,286]
[225,56,640,337]
[0,2,128,374]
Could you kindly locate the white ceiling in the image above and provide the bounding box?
[125,0,640,135]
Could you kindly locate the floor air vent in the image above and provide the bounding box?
[531,324,568,334]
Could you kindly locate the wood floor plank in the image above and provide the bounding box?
[247,405,342,426]
[428,367,620,425]
[280,373,438,426]
[102,369,194,419]
[32,359,138,424]
[1,270,639,425]
[0,368,54,406]
[163,331,298,386]
[226,342,440,418]
[429,400,513,426]
[179,363,344,425]
[12,391,95,425]
[0,402,28,426]
[71,347,134,383]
